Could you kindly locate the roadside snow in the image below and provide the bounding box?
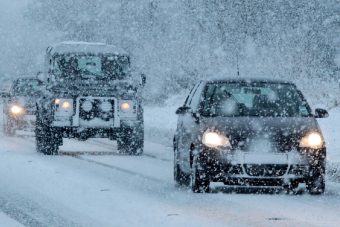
[318,107,340,181]
[144,93,185,145]
[0,212,24,227]
[318,107,340,164]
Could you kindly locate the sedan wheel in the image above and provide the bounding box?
[174,149,190,186]
[191,157,210,193]
[306,165,325,195]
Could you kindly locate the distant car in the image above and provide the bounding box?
[2,78,43,135]
[174,78,328,194]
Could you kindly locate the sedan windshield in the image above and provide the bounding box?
[12,79,43,96]
[54,54,130,80]
[201,82,312,117]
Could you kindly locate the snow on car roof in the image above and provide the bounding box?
[47,41,128,56]
[204,77,295,85]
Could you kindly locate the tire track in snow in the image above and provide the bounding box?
[72,155,163,184]
[84,139,172,162]
[0,192,80,227]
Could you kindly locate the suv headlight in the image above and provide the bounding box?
[119,100,137,118]
[202,130,231,148]
[54,98,73,117]
[299,132,324,149]
[120,100,134,112]
[10,105,24,115]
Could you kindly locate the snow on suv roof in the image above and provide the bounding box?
[47,41,128,56]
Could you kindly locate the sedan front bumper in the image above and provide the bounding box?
[197,146,325,185]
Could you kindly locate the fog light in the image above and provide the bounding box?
[100,101,112,112]
[82,100,93,112]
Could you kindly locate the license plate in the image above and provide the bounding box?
[244,153,288,164]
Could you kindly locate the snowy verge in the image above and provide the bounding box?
[0,212,24,227]
[144,93,186,146]
[318,107,340,182]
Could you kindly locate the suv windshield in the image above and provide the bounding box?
[54,54,130,80]
[12,79,43,96]
[201,82,312,117]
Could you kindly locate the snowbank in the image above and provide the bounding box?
[0,212,23,227]
[144,93,186,145]
[318,107,340,181]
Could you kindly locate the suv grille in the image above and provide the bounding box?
[79,98,114,121]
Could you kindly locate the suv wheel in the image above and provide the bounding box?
[117,126,144,155]
[35,115,59,155]
[174,149,190,186]
[191,157,210,193]
[306,164,325,195]
[283,180,299,194]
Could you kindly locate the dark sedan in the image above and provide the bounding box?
[173,78,328,194]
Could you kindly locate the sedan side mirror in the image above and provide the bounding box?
[176,106,191,115]
[315,108,329,118]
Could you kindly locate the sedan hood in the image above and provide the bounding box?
[200,116,322,152]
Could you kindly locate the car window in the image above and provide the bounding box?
[201,82,312,117]
[12,79,43,96]
[188,82,204,112]
[184,82,200,107]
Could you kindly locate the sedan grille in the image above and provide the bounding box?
[244,164,288,177]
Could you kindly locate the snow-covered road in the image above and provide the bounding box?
[1,135,340,227]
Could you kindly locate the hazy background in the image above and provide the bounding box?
[0,0,339,105]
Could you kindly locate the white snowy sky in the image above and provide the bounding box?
[0,0,55,78]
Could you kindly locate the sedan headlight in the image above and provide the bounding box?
[10,105,24,115]
[299,132,324,149]
[202,130,231,148]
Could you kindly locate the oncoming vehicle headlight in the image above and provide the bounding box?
[10,105,24,115]
[299,132,324,149]
[54,98,73,110]
[202,130,231,148]
[120,100,135,112]
[62,101,71,109]
[121,102,131,112]
[54,98,74,117]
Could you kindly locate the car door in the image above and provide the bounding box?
[175,82,199,142]
[177,82,205,173]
